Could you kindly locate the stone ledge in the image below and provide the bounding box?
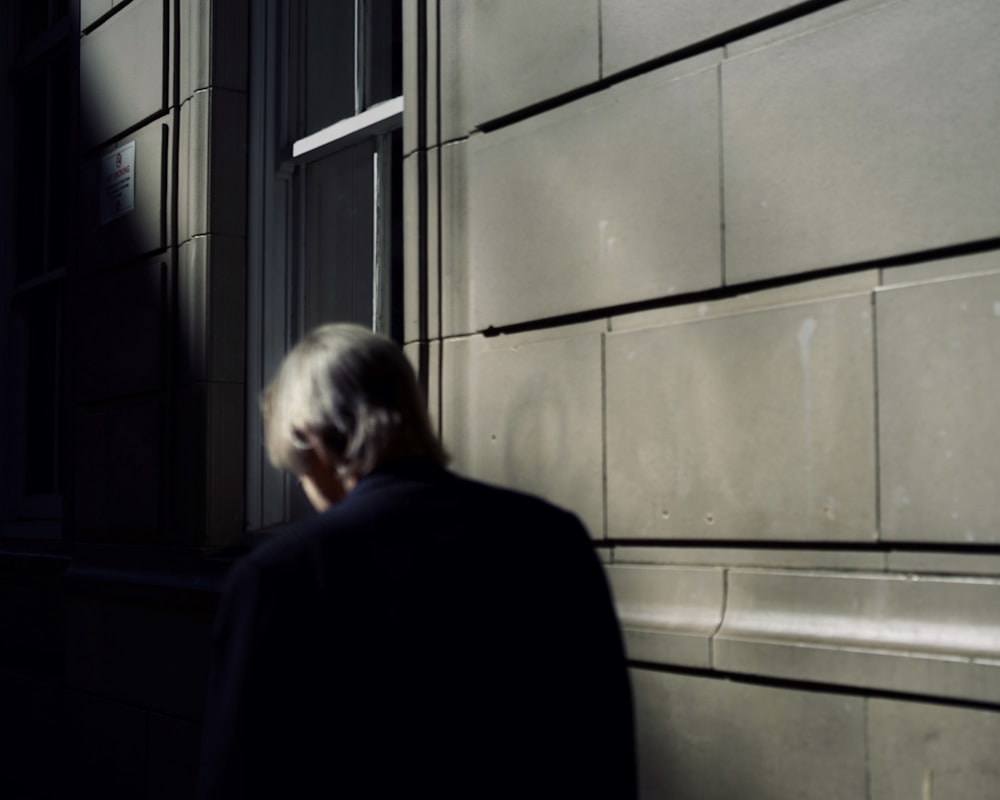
[608,565,1000,704]
[717,570,1000,704]
[606,564,724,668]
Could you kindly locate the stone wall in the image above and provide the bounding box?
[407,1,1000,796]
[0,1,247,796]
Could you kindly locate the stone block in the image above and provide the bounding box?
[888,551,1000,578]
[68,691,147,799]
[172,383,245,547]
[880,249,1000,287]
[179,0,248,100]
[80,0,166,148]
[442,328,605,537]
[423,145,441,342]
[80,121,169,271]
[402,151,423,343]
[65,586,213,719]
[631,668,866,799]
[148,712,202,800]
[81,0,114,30]
[402,0,424,155]
[437,0,471,143]
[611,269,880,332]
[177,235,246,385]
[0,565,64,677]
[723,0,1000,283]
[440,140,471,337]
[606,564,723,667]
[178,87,248,243]
[714,570,1000,704]
[74,258,166,402]
[606,293,877,541]
[466,0,599,126]
[869,698,1000,799]
[404,338,441,437]
[75,401,165,540]
[877,271,1000,543]
[0,677,67,797]
[724,0,895,58]
[601,0,803,76]
[614,545,885,573]
[468,59,721,329]
[405,144,445,344]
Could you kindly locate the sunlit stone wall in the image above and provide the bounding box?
[407,1,1000,797]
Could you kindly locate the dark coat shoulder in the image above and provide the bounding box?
[198,459,635,799]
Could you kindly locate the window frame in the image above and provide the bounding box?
[246,0,403,529]
[0,2,76,537]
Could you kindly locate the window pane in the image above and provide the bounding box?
[302,0,356,136]
[18,0,50,46]
[366,0,402,107]
[22,289,62,495]
[48,53,72,270]
[302,139,376,331]
[16,68,48,283]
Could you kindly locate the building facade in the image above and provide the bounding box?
[1,0,999,797]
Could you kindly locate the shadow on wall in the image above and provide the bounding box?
[0,3,243,798]
[633,669,868,800]
[73,34,246,547]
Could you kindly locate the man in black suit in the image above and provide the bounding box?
[197,324,636,798]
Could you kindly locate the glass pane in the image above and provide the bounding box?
[302,0,356,136]
[18,0,50,46]
[302,139,376,331]
[48,53,72,270]
[365,0,402,108]
[22,289,62,495]
[15,68,48,283]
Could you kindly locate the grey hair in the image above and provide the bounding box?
[262,324,447,478]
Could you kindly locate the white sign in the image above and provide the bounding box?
[100,141,135,224]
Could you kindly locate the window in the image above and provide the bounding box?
[0,1,74,534]
[247,0,403,527]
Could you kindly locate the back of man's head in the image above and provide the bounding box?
[262,323,446,480]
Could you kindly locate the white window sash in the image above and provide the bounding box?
[291,96,403,159]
